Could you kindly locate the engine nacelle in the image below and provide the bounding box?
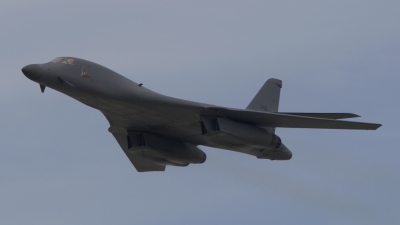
[201,117,282,149]
[127,132,206,166]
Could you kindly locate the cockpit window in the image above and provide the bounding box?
[51,57,75,65]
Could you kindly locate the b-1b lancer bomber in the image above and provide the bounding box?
[22,57,381,172]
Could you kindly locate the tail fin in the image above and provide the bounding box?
[246,78,282,113]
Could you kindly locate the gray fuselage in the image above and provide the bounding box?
[23,57,289,161]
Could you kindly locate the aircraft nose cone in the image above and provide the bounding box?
[22,64,42,81]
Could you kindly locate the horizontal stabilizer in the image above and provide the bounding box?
[207,107,381,130]
[279,113,359,119]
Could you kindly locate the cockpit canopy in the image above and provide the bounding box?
[51,57,76,65]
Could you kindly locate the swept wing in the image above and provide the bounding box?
[207,107,381,130]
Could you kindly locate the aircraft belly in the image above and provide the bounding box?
[103,105,204,140]
[52,88,284,158]
[184,133,263,157]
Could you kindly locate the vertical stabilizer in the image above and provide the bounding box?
[246,78,282,113]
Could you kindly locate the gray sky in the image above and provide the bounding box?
[1,1,399,224]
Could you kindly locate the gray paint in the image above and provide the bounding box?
[4,1,398,224]
[247,78,282,112]
[22,57,381,172]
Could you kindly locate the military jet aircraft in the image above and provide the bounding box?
[22,57,381,172]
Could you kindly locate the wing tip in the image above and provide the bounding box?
[349,113,360,118]
[371,123,382,130]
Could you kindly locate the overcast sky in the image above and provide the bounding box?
[1,1,399,224]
